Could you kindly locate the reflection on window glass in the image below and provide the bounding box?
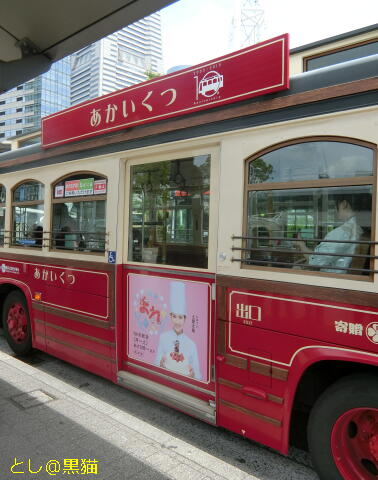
[13,181,44,202]
[247,185,372,274]
[129,155,210,268]
[56,201,105,252]
[0,185,6,203]
[52,201,106,252]
[306,41,378,71]
[0,207,5,246]
[12,204,44,247]
[249,142,373,184]
[0,185,5,246]
[12,181,44,247]
[51,175,107,253]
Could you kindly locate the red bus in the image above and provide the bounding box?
[0,28,377,480]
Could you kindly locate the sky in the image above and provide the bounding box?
[160,0,378,71]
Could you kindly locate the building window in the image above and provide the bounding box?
[129,155,210,268]
[16,119,22,124]
[16,97,23,102]
[16,130,22,135]
[51,173,107,253]
[12,181,44,247]
[243,139,374,276]
[0,185,6,246]
[17,85,24,90]
[16,108,22,113]
[0,112,5,116]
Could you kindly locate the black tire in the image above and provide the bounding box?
[2,291,32,356]
[308,374,378,480]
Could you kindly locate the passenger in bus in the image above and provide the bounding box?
[155,281,202,380]
[55,226,79,250]
[31,225,43,247]
[295,193,371,273]
[54,204,80,250]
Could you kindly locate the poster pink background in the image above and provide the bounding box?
[128,273,210,383]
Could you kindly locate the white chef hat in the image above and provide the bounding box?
[170,281,186,315]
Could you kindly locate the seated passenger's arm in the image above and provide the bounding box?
[309,228,351,268]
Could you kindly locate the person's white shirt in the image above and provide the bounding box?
[155,329,202,380]
[309,216,362,273]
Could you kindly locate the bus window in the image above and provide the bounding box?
[244,140,374,276]
[0,184,5,246]
[129,155,210,268]
[12,181,44,247]
[51,174,107,253]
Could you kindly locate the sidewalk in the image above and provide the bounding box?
[0,342,318,480]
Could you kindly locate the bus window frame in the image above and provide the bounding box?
[11,179,44,249]
[0,184,5,247]
[242,136,377,280]
[303,37,378,72]
[50,171,108,255]
[124,144,220,272]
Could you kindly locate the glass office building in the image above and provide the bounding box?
[0,57,71,142]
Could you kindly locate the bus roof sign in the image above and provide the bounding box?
[42,34,289,149]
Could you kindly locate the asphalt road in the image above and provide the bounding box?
[0,332,319,480]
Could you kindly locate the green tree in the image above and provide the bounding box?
[145,70,161,80]
[250,158,273,183]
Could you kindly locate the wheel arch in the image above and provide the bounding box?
[0,280,33,320]
[283,347,378,453]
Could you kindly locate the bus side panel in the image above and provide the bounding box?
[39,263,116,380]
[31,302,46,350]
[0,256,116,381]
[45,334,113,379]
[216,319,285,452]
[216,279,378,454]
[44,309,114,379]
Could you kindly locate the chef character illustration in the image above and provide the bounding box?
[155,281,202,380]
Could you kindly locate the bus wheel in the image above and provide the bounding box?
[308,374,378,480]
[2,291,32,356]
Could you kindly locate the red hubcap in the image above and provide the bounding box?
[7,302,28,343]
[331,408,378,479]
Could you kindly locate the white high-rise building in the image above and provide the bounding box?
[70,12,162,106]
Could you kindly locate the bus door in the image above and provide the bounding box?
[216,286,284,452]
[118,150,218,424]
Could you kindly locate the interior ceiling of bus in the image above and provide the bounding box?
[0,0,177,93]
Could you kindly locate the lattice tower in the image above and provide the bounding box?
[230,0,265,50]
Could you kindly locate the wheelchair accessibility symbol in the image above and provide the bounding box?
[108,251,116,264]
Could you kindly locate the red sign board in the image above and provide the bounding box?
[42,34,289,149]
[94,179,107,195]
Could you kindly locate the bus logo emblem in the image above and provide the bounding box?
[195,70,224,99]
[366,323,378,344]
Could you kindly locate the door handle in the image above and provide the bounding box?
[241,385,267,400]
[216,355,226,363]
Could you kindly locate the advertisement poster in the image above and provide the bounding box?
[128,274,210,383]
[94,179,107,195]
[65,178,94,197]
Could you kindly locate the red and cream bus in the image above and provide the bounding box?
[0,27,377,480]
